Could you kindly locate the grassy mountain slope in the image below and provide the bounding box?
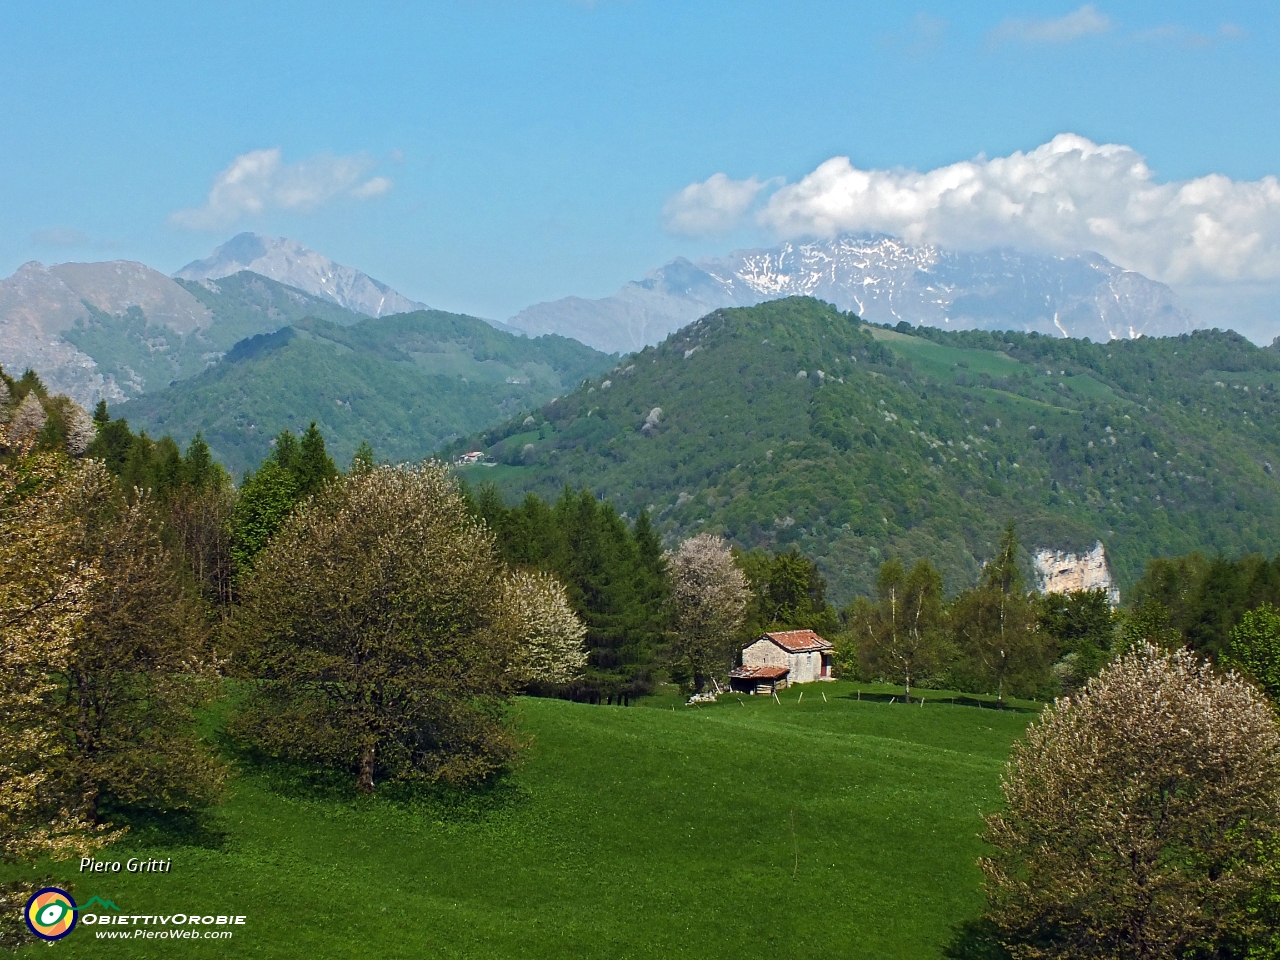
[15,686,1031,959]
[60,271,369,396]
[128,310,612,475]
[449,297,1280,603]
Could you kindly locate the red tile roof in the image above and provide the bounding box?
[763,629,832,653]
[730,665,790,680]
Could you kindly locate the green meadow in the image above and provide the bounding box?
[16,683,1034,959]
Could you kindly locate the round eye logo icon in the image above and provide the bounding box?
[24,887,78,941]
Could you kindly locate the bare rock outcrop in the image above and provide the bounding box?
[1033,541,1120,606]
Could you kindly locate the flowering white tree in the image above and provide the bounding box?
[666,533,749,692]
[982,643,1280,959]
[504,569,587,686]
[8,394,46,440]
[63,402,96,456]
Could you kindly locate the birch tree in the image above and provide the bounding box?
[666,534,749,692]
[855,558,951,701]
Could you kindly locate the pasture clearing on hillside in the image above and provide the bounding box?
[10,683,1033,959]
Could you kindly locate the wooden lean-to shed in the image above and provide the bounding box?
[729,630,833,694]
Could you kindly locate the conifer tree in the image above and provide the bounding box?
[350,440,376,474]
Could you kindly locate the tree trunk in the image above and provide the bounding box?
[358,744,376,794]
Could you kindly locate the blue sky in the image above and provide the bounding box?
[2,1,1278,332]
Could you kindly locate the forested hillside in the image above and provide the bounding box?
[450,297,1280,603]
[56,271,370,397]
[129,309,613,475]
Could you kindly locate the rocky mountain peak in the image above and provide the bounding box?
[175,233,426,318]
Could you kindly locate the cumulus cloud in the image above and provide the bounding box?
[988,4,1112,45]
[672,134,1280,287]
[171,149,392,230]
[662,173,774,235]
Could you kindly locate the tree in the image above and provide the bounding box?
[504,569,588,687]
[167,479,235,608]
[739,547,840,637]
[1115,599,1182,653]
[350,440,376,474]
[0,434,121,939]
[480,485,668,697]
[854,558,951,701]
[232,462,522,792]
[51,496,225,821]
[981,644,1280,959]
[666,534,749,693]
[1223,603,1280,704]
[951,525,1051,704]
[1036,589,1115,693]
[292,422,338,496]
[230,460,299,572]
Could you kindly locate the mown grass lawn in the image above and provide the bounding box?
[14,683,1035,959]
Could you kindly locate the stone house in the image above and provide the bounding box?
[729,630,833,694]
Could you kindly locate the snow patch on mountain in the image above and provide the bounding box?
[508,234,1198,355]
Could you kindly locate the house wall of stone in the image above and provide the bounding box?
[742,639,789,671]
[789,650,823,683]
[743,640,827,684]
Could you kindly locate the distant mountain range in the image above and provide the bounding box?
[0,231,1199,408]
[0,259,212,405]
[0,235,435,406]
[175,233,425,318]
[507,235,1197,354]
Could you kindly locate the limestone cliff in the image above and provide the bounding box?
[1033,541,1120,606]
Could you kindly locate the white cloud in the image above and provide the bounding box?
[352,176,393,199]
[674,134,1280,288]
[171,148,392,230]
[662,173,774,235]
[1134,21,1246,47]
[988,4,1112,45]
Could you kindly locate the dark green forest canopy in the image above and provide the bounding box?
[447,297,1280,604]
[127,308,613,475]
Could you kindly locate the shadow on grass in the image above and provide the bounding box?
[98,804,230,852]
[942,918,1013,960]
[223,736,531,826]
[839,690,1040,713]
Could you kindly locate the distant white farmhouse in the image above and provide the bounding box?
[730,630,833,695]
